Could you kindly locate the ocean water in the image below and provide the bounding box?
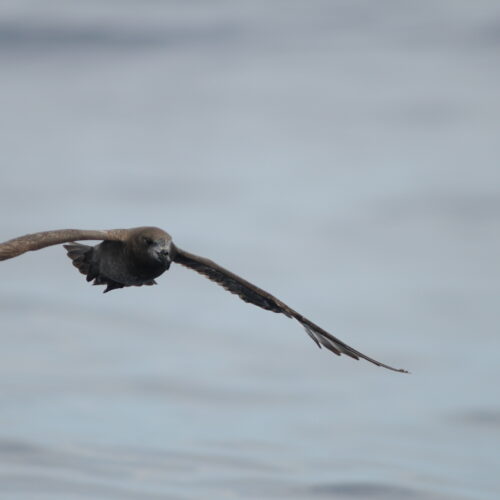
[0,1,499,499]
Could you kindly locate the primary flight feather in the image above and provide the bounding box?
[0,226,408,373]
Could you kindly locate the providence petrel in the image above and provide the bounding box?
[0,226,408,373]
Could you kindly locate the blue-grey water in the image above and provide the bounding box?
[1,1,499,499]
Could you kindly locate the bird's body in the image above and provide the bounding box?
[0,226,408,373]
[64,227,173,292]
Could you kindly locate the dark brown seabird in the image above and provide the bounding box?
[0,227,408,373]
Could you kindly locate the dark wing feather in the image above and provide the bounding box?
[0,229,128,261]
[173,247,408,373]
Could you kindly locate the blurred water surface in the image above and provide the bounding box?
[1,1,499,499]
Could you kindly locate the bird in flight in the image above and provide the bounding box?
[0,227,408,373]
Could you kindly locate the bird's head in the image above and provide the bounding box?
[130,227,174,269]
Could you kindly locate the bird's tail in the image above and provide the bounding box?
[64,243,94,279]
[64,243,125,292]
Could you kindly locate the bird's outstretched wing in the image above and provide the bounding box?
[173,247,408,373]
[0,229,128,261]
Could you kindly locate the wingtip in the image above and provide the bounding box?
[385,365,410,374]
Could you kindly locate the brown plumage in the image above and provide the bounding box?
[0,227,408,373]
